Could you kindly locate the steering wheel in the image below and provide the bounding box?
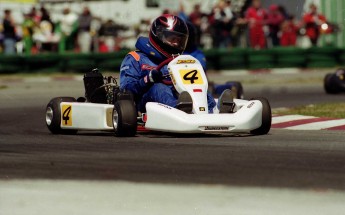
[156,57,174,72]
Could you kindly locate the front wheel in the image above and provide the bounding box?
[46,97,78,135]
[250,97,271,135]
[112,100,137,137]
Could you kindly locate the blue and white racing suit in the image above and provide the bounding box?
[120,36,216,113]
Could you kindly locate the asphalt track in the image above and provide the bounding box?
[0,76,344,191]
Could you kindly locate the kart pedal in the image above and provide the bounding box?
[219,89,235,113]
[176,91,193,114]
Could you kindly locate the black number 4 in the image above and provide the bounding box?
[62,106,71,125]
[183,70,198,84]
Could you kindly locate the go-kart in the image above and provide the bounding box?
[324,68,345,94]
[45,55,271,137]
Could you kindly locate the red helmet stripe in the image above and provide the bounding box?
[149,34,170,58]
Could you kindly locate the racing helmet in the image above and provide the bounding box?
[149,14,189,58]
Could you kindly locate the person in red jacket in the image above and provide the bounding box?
[266,4,285,47]
[303,4,326,46]
[280,16,298,47]
[245,0,267,49]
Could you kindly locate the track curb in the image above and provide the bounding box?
[272,114,345,130]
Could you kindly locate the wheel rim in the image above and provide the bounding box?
[46,107,53,126]
[112,109,118,130]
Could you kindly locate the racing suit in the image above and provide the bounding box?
[120,36,216,113]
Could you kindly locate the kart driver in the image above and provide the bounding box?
[120,14,216,113]
[119,14,218,113]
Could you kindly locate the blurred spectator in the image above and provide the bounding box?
[40,6,53,27]
[98,19,126,52]
[189,4,204,47]
[177,2,188,21]
[245,0,267,49]
[134,19,150,38]
[184,21,206,70]
[303,4,326,46]
[77,7,93,53]
[3,9,17,54]
[36,6,57,52]
[22,12,35,54]
[211,0,236,48]
[29,7,41,24]
[278,5,290,20]
[280,16,298,46]
[58,8,78,52]
[32,20,60,52]
[266,4,285,47]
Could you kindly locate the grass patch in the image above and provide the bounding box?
[273,103,345,118]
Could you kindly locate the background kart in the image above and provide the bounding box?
[45,55,271,137]
[324,68,345,94]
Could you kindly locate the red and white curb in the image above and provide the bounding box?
[272,115,345,130]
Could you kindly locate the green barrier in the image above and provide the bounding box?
[247,49,275,69]
[305,47,339,68]
[0,55,25,73]
[307,61,338,68]
[0,47,342,73]
[25,53,60,72]
[272,47,307,68]
[216,48,247,69]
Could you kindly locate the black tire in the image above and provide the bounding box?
[46,97,78,135]
[113,100,137,137]
[226,81,244,99]
[250,97,271,135]
[324,73,339,94]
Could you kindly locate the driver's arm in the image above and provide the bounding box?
[119,55,151,96]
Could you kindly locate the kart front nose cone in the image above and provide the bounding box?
[46,107,53,126]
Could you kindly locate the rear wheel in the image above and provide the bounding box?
[324,73,339,94]
[113,100,137,137]
[46,97,78,135]
[250,97,271,135]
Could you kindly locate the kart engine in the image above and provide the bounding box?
[83,68,119,104]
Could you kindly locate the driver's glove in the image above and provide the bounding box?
[144,69,163,84]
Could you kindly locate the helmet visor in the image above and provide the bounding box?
[160,30,188,53]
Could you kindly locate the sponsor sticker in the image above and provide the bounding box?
[157,103,172,109]
[141,64,156,71]
[61,105,72,126]
[169,72,176,85]
[247,102,255,108]
[177,59,196,64]
[179,69,203,85]
[203,126,229,131]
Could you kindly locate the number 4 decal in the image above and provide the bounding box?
[61,105,72,126]
[183,70,198,84]
[180,69,203,84]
